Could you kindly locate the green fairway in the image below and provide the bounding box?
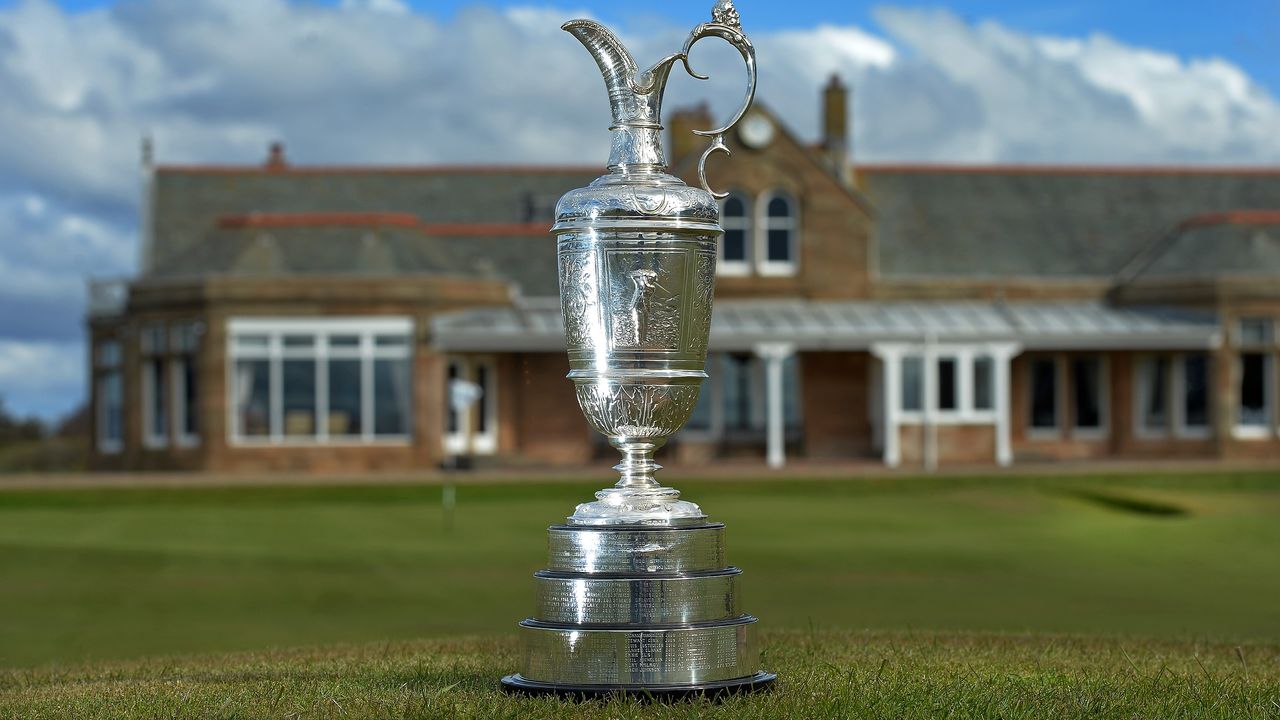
[0,472,1278,669]
[3,631,1278,719]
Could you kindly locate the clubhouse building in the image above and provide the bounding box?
[87,78,1280,472]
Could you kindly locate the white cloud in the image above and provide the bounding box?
[0,338,83,420]
[0,0,1279,417]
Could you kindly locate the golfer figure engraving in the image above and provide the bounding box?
[627,269,659,345]
[501,0,775,697]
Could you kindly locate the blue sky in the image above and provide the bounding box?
[0,0,1278,421]
[352,1,1263,98]
[29,0,1280,95]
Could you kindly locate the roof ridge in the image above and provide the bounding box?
[1115,208,1280,288]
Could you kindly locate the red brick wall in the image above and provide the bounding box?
[510,353,592,465]
[899,424,996,465]
[800,351,874,458]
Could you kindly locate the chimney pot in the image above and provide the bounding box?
[821,74,852,183]
[266,141,287,170]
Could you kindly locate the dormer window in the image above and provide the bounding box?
[718,192,751,276]
[758,192,798,276]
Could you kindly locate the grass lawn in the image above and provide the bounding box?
[3,631,1278,718]
[0,470,1278,714]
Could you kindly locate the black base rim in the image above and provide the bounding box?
[499,671,777,700]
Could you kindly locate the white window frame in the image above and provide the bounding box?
[972,353,995,413]
[95,339,123,455]
[443,355,499,455]
[140,324,169,450]
[874,341,1019,468]
[755,190,799,277]
[1069,354,1109,440]
[900,355,925,415]
[717,191,751,277]
[1173,352,1212,439]
[1234,351,1273,439]
[226,317,414,446]
[898,346,999,425]
[1233,317,1275,439]
[1026,354,1063,439]
[170,322,202,449]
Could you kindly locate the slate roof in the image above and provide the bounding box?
[147,165,596,288]
[859,166,1280,279]
[1119,210,1280,283]
[146,157,1280,296]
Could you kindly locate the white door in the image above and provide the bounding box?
[444,356,498,456]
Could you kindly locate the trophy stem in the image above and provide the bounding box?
[612,438,663,489]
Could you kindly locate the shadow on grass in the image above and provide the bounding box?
[1052,488,1189,518]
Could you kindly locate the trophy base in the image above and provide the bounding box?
[506,522,775,694]
[500,671,777,699]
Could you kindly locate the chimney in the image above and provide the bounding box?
[667,102,714,167]
[138,134,156,273]
[265,141,287,170]
[821,74,851,183]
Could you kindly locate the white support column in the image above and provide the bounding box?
[992,343,1021,467]
[754,343,795,469]
[922,333,938,473]
[872,344,901,468]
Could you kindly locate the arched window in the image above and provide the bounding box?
[758,191,798,275]
[718,192,751,275]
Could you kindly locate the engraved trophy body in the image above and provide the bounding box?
[501,1,776,696]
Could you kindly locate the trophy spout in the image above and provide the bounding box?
[562,1,757,191]
[562,19,677,171]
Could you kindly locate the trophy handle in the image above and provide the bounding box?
[678,5,757,199]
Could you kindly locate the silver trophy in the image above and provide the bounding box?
[501,0,775,697]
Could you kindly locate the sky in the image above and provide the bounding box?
[0,0,1277,422]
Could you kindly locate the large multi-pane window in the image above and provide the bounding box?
[715,190,798,277]
[682,353,799,438]
[897,351,999,420]
[1236,317,1274,436]
[95,339,123,453]
[1132,352,1212,439]
[1025,354,1108,439]
[228,318,413,443]
[140,324,168,448]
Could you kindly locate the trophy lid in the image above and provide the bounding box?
[553,1,756,234]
